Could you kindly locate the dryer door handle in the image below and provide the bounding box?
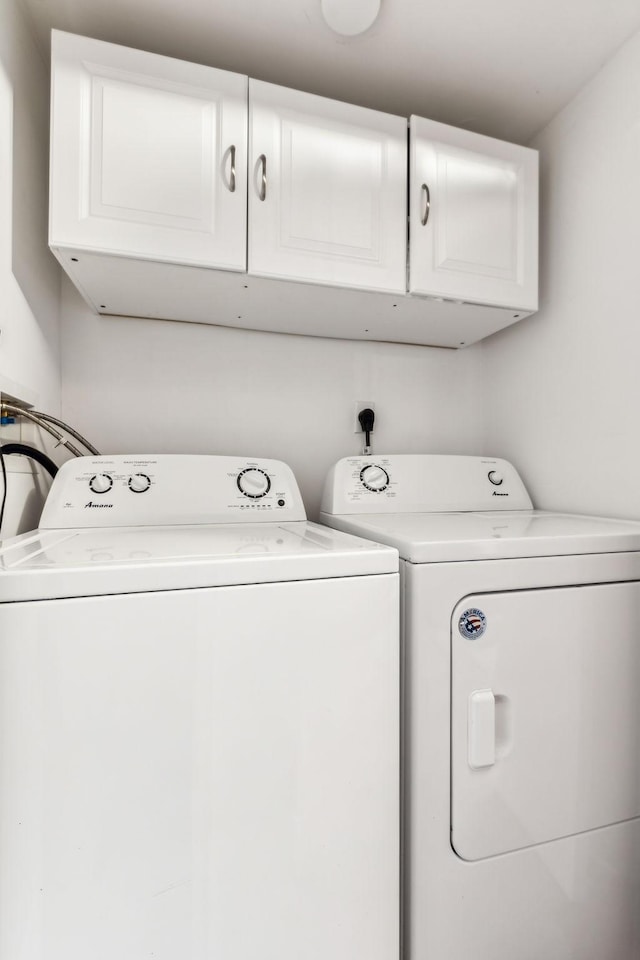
[468,689,496,769]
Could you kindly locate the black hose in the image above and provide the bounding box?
[0,446,6,537]
[0,443,59,479]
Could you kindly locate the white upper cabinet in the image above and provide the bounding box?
[48,32,539,347]
[248,81,407,294]
[49,31,248,271]
[409,116,538,312]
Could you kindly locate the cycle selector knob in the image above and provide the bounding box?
[237,468,271,499]
[360,464,390,492]
[488,470,504,486]
[128,473,151,493]
[89,473,113,494]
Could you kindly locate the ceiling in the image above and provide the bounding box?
[19,0,640,143]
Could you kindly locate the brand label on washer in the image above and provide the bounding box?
[458,608,487,639]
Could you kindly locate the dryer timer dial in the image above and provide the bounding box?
[360,464,390,492]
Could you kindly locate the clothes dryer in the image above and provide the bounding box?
[320,454,640,960]
[0,455,399,960]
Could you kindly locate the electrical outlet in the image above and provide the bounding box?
[354,401,376,433]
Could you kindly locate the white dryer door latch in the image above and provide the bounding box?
[468,689,496,769]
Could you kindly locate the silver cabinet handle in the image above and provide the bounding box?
[227,144,236,193]
[421,183,431,226]
[258,154,267,201]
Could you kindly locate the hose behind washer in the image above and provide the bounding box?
[0,442,59,478]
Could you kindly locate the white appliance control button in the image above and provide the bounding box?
[360,464,390,492]
[128,473,151,493]
[488,471,503,486]
[89,473,113,494]
[237,468,271,499]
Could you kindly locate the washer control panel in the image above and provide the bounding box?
[39,455,307,529]
[320,455,533,515]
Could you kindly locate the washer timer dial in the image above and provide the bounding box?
[237,468,271,499]
[360,464,390,492]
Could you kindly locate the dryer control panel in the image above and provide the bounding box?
[39,455,307,528]
[320,454,533,515]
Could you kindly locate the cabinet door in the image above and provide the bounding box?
[409,116,538,310]
[249,80,407,294]
[50,31,247,271]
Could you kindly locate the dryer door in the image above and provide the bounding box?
[451,582,640,861]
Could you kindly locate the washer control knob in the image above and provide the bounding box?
[128,473,151,493]
[237,468,271,499]
[89,473,113,494]
[360,464,390,492]
[488,470,503,486]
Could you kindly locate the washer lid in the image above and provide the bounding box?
[0,521,397,601]
[319,510,640,562]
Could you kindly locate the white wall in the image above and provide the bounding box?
[0,0,61,534]
[0,0,60,405]
[483,28,640,519]
[60,277,485,518]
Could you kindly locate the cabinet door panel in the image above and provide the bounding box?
[50,31,247,271]
[249,80,406,293]
[409,116,538,310]
[94,80,212,225]
[283,123,380,256]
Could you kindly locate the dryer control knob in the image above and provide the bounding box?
[89,473,113,494]
[360,464,390,492]
[488,470,503,486]
[237,468,271,499]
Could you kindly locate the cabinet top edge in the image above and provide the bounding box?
[50,29,249,87]
[409,114,538,155]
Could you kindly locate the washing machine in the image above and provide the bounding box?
[0,454,399,960]
[320,453,640,960]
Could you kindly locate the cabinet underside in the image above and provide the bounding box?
[53,247,530,349]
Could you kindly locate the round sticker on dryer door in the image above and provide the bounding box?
[458,608,487,639]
